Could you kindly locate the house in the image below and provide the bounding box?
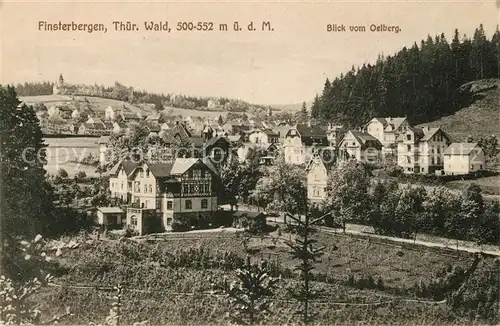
[160,122,174,131]
[273,122,292,143]
[119,112,141,122]
[162,122,193,144]
[397,126,452,174]
[207,99,221,109]
[48,105,72,119]
[145,113,164,124]
[117,158,220,234]
[326,124,345,148]
[86,116,104,125]
[202,136,231,164]
[443,143,485,175]
[97,135,111,164]
[69,123,81,134]
[78,123,110,136]
[365,117,408,156]
[105,106,117,120]
[113,121,128,134]
[306,152,335,204]
[71,109,81,120]
[236,142,279,165]
[283,124,329,165]
[248,129,279,145]
[338,130,382,162]
[103,121,114,132]
[108,160,141,203]
[96,207,124,229]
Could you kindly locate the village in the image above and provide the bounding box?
[78,108,486,236]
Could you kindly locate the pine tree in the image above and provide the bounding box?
[0,86,54,238]
[285,209,327,324]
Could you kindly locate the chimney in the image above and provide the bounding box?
[422,126,430,132]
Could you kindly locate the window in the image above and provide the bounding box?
[189,184,195,193]
[121,182,124,190]
[139,169,144,178]
[201,169,206,178]
[406,134,411,141]
[183,185,188,193]
[144,184,148,193]
[149,185,153,193]
[146,169,150,177]
[201,199,208,209]
[131,216,138,227]
[185,200,192,209]
[421,168,424,172]
[431,157,435,165]
[167,201,173,210]
[407,145,411,151]
[188,169,193,178]
[167,218,173,226]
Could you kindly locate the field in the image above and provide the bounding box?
[20,95,145,114]
[34,229,498,325]
[161,106,228,119]
[20,95,231,119]
[43,137,100,177]
[446,174,500,196]
[417,79,500,140]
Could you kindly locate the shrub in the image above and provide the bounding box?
[171,220,189,232]
[57,168,68,178]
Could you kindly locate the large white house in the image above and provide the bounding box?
[365,117,408,156]
[443,143,485,175]
[283,124,329,165]
[397,126,452,174]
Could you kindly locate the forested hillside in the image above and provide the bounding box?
[311,24,500,128]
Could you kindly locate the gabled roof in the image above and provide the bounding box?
[443,142,481,155]
[345,130,382,149]
[108,160,140,177]
[203,136,229,149]
[295,124,327,138]
[146,113,162,120]
[97,135,110,144]
[305,150,336,172]
[421,127,452,142]
[170,158,200,175]
[147,162,174,177]
[202,157,219,176]
[103,121,114,130]
[367,117,407,130]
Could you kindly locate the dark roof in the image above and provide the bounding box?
[296,124,326,137]
[108,160,140,177]
[348,130,383,149]
[203,136,229,149]
[147,162,174,177]
[188,136,205,148]
[263,130,279,136]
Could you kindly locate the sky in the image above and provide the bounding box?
[0,1,498,105]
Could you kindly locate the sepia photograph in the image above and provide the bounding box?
[0,0,499,325]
